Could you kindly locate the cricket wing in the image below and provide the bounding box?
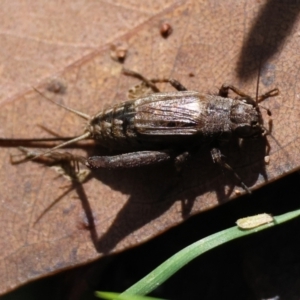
[134,91,207,135]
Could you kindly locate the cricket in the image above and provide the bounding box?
[14,68,279,193]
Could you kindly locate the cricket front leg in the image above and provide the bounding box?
[12,147,188,170]
[219,84,256,106]
[87,150,192,169]
[219,84,279,107]
[210,147,251,194]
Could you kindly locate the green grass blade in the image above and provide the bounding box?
[95,291,166,300]
[118,208,300,296]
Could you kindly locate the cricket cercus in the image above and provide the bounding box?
[21,69,279,193]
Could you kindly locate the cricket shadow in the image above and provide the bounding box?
[18,135,268,253]
[88,136,268,253]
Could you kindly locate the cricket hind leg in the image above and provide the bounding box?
[12,146,189,170]
[86,150,173,169]
[210,147,251,194]
[122,68,188,92]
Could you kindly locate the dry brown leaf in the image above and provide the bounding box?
[0,0,299,295]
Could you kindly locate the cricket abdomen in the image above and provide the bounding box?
[87,100,141,148]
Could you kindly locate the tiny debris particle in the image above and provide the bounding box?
[264,155,270,164]
[236,213,274,229]
[234,189,241,196]
[160,22,173,38]
[110,42,128,63]
[47,80,66,94]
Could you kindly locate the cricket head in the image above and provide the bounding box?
[230,101,263,138]
[231,88,279,139]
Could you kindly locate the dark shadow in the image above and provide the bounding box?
[73,179,99,247]
[237,0,300,82]
[90,136,267,253]
[7,133,268,253]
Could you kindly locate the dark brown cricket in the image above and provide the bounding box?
[19,69,279,193]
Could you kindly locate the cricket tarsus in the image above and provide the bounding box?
[22,69,279,194]
[11,147,85,171]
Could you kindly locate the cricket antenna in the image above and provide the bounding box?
[255,53,265,112]
[30,87,93,159]
[32,131,91,160]
[255,57,262,106]
[254,59,278,117]
[32,87,91,120]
